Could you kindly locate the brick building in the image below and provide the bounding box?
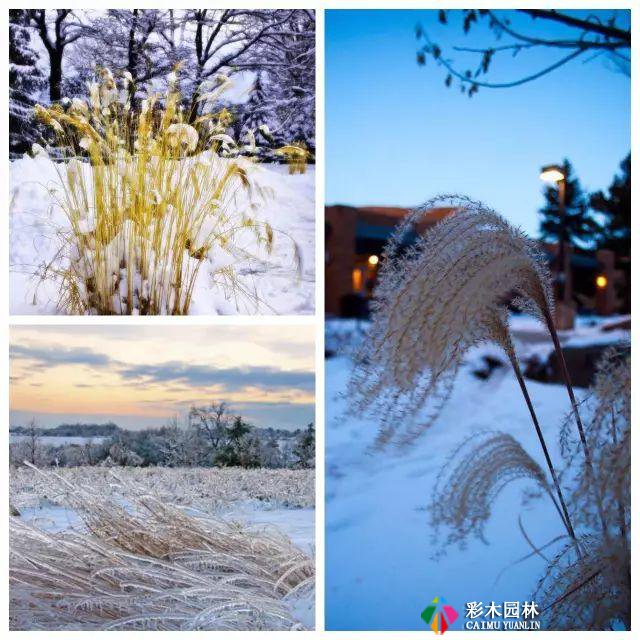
[325,205,453,316]
[325,205,627,320]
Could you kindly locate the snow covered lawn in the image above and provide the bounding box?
[10,156,315,315]
[325,318,625,631]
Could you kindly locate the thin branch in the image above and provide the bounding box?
[520,9,630,43]
[430,45,586,89]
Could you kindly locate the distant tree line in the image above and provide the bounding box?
[9,9,315,156]
[9,404,315,470]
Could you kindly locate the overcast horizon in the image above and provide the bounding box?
[10,325,315,431]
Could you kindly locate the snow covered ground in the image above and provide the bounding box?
[325,317,628,631]
[9,156,315,315]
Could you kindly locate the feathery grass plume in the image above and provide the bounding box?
[32,68,300,315]
[430,431,557,551]
[430,349,629,630]
[10,466,314,630]
[534,535,629,631]
[350,195,553,448]
[349,195,583,540]
[559,345,630,537]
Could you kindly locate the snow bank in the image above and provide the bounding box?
[325,332,592,630]
[9,155,315,315]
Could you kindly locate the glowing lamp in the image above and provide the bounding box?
[540,164,565,184]
[368,254,379,266]
[596,275,608,289]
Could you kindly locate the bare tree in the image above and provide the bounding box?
[27,9,84,101]
[24,418,41,466]
[183,9,299,118]
[417,9,630,96]
[188,402,231,453]
[70,10,183,98]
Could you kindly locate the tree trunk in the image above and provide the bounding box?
[49,49,63,102]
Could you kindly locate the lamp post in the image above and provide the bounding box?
[540,164,573,329]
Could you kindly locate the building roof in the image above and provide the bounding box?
[326,204,455,237]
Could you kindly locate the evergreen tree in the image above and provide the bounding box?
[241,72,276,138]
[590,154,631,255]
[292,422,315,469]
[9,10,44,155]
[215,416,254,467]
[538,159,601,248]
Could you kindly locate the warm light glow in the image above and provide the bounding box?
[540,165,565,184]
[368,254,379,266]
[352,267,363,292]
[596,275,608,289]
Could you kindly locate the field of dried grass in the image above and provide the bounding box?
[10,465,315,631]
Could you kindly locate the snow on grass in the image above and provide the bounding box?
[325,326,595,631]
[10,466,315,630]
[10,156,314,315]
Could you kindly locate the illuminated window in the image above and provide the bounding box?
[352,267,363,292]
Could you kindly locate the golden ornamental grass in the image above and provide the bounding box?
[33,68,302,315]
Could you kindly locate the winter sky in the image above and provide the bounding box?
[326,9,630,236]
[10,325,314,430]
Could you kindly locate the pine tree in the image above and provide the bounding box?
[539,159,601,248]
[292,422,315,469]
[590,154,630,255]
[9,10,44,155]
[215,416,254,467]
[242,73,276,137]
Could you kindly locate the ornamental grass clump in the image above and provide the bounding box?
[33,68,299,315]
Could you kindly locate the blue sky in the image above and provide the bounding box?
[326,9,630,236]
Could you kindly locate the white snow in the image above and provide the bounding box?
[10,155,315,315]
[325,319,614,631]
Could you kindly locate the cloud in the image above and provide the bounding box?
[10,344,113,368]
[117,362,315,393]
[11,344,314,395]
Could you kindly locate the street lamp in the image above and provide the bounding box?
[539,164,565,184]
[540,163,571,328]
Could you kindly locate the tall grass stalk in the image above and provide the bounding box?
[350,195,578,539]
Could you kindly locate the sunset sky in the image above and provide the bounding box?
[10,325,315,431]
